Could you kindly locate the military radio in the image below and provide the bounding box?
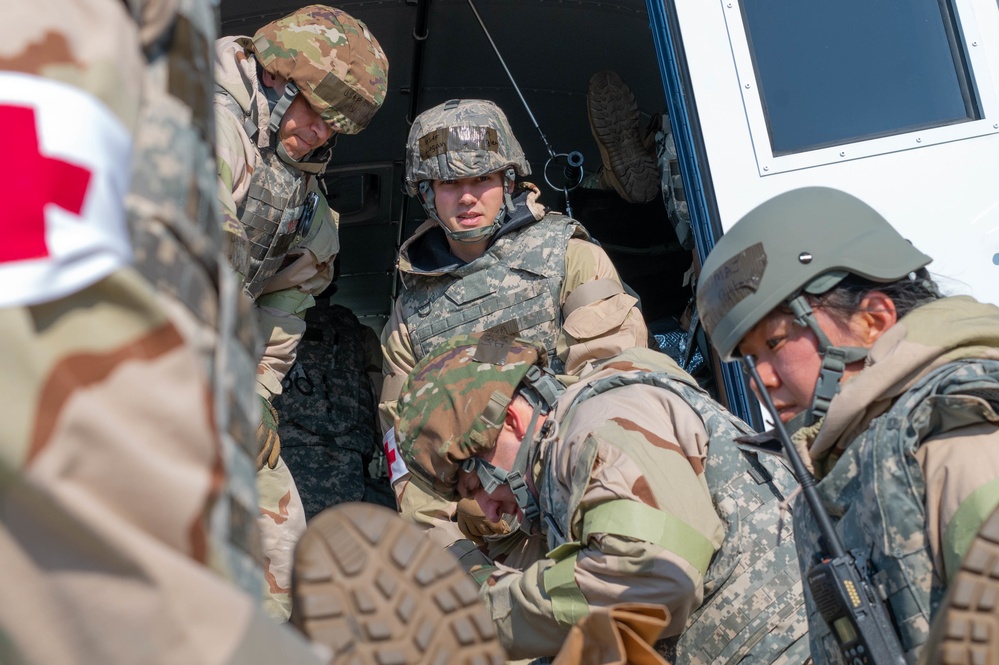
[743,356,906,665]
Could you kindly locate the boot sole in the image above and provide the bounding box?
[587,70,659,204]
[927,504,999,664]
[292,502,506,665]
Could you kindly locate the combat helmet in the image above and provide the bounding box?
[395,332,562,528]
[251,5,388,143]
[696,187,932,421]
[404,99,531,243]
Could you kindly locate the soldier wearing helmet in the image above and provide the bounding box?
[379,98,649,559]
[394,332,812,663]
[213,4,388,621]
[696,187,999,663]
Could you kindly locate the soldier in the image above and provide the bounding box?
[214,4,388,620]
[0,0,507,663]
[695,187,999,664]
[380,98,649,556]
[394,333,811,663]
[0,0,318,660]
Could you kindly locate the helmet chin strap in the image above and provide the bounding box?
[419,168,518,244]
[263,77,333,174]
[787,295,869,425]
[459,366,564,533]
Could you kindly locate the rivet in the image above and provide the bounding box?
[993,123,998,129]
[763,166,769,172]
[839,151,846,157]
[799,252,813,264]
[744,83,751,89]
[916,137,922,143]
[973,41,978,46]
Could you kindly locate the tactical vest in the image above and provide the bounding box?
[793,359,999,665]
[542,368,810,665]
[216,86,308,300]
[399,214,577,374]
[127,10,264,595]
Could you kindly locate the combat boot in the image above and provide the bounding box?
[290,502,507,665]
[587,70,660,204]
[921,503,999,665]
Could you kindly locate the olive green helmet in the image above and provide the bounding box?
[394,333,546,501]
[696,187,932,362]
[251,5,388,136]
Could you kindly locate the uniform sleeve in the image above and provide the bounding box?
[916,421,999,579]
[215,109,252,279]
[254,186,339,399]
[378,297,418,434]
[481,387,723,659]
[558,238,649,376]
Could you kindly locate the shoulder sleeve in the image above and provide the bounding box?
[378,299,417,434]
[557,239,649,375]
[917,421,999,579]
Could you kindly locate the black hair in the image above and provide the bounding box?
[809,268,941,321]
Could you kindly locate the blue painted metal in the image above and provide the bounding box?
[645,0,761,428]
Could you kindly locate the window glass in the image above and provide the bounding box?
[741,0,980,155]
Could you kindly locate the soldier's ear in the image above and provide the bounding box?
[853,291,897,347]
[503,397,528,438]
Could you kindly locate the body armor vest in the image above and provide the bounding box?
[216,89,308,300]
[794,359,999,665]
[545,368,810,665]
[399,214,577,373]
[128,12,263,594]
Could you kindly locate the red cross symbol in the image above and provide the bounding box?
[384,439,398,466]
[2,104,92,263]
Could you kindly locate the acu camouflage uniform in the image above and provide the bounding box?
[275,302,394,519]
[396,340,808,663]
[491,347,808,663]
[788,297,999,664]
[0,0,322,662]
[214,6,387,619]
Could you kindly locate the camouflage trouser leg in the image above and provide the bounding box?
[257,457,307,621]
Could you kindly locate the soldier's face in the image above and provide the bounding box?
[432,172,506,241]
[262,71,334,160]
[737,307,869,423]
[279,95,334,159]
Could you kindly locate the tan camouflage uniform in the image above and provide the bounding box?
[214,7,387,620]
[395,337,809,663]
[0,0,323,661]
[790,296,999,663]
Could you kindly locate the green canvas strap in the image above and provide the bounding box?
[257,290,314,316]
[542,499,716,627]
[543,543,589,627]
[943,476,999,580]
[583,499,715,577]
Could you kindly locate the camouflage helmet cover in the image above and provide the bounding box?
[404,99,531,195]
[394,333,545,500]
[251,4,388,135]
[696,187,933,361]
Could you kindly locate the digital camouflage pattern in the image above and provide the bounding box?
[216,18,353,620]
[520,347,809,664]
[252,4,388,135]
[404,98,530,195]
[397,212,577,372]
[276,303,394,519]
[395,334,544,501]
[0,0,321,662]
[787,297,999,664]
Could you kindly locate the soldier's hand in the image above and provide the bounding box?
[256,395,281,470]
[455,498,510,544]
